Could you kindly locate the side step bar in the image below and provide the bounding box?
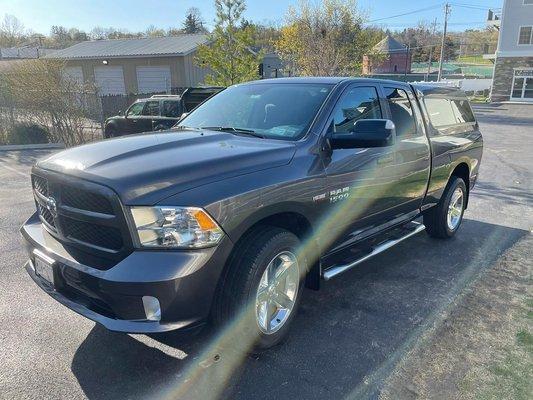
[323,222,426,281]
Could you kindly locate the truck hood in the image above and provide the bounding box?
[37,130,296,204]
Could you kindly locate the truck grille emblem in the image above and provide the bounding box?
[45,196,58,218]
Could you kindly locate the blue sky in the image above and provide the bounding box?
[0,0,503,35]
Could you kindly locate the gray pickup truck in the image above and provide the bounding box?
[21,77,482,351]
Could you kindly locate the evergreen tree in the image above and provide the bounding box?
[182,7,205,34]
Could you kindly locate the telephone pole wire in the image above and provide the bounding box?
[437,3,451,82]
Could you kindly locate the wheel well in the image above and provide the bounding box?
[229,212,320,291]
[451,162,470,207]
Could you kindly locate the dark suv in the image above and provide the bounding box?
[22,78,482,351]
[104,87,222,138]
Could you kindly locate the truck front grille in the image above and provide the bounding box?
[62,217,123,251]
[31,171,133,269]
[62,185,114,215]
[32,175,49,197]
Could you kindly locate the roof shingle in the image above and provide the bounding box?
[373,35,407,53]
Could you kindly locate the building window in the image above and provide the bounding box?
[518,26,533,45]
[524,0,533,5]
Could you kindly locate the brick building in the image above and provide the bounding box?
[362,35,411,75]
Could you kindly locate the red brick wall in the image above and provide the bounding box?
[362,53,411,75]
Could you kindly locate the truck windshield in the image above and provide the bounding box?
[177,83,333,140]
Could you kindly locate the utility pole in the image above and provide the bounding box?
[426,18,438,80]
[437,3,451,82]
[404,43,411,80]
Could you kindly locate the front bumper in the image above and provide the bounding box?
[21,212,233,333]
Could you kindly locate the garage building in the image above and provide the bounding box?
[46,34,209,95]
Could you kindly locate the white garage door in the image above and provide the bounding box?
[136,66,171,94]
[94,66,126,95]
[63,67,84,86]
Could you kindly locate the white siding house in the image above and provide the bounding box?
[490,0,533,102]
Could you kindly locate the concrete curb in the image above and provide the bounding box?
[0,143,65,151]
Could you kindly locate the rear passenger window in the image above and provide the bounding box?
[143,101,160,116]
[330,87,381,133]
[384,87,416,137]
[162,101,180,117]
[424,98,456,127]
[451,100,476,123]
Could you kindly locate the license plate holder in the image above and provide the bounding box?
[33,250,55,287]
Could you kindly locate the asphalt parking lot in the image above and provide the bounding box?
[0,103,531,400]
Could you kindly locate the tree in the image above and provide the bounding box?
[50,25,71,47]
[0,14,26,47]
[275,0,372,76]
[0,59,98,146]
[195,0,261,86]
[394,22,439,63]
[182,7,205,34]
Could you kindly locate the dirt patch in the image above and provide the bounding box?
[380,234,532,400]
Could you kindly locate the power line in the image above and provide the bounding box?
[449,3,502,11]
[366,4,444,23]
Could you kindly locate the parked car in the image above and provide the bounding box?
[103,87,222,138]
[22,77,482,351]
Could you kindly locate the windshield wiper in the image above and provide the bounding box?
[202,126,265,138]
[172,125,202,131]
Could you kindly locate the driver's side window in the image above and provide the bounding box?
[127,102,145,117]
[330,87,382,133]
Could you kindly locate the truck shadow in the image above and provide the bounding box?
[70,219,528,400]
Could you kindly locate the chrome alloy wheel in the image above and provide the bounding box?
[255,251,300,335]
[447,186,464,231]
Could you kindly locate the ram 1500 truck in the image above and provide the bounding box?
[21,78,482,350]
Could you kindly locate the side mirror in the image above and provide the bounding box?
[329,119,395,149]
[179,112,189,121]
[118,110,123,116]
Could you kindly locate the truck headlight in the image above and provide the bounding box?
[130,206,223,248]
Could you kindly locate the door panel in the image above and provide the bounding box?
[94,66,125,95]
[136,66,171,94]
[382,86,431,214]
[323,84,398,251]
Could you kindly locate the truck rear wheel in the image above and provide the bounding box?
[424,176,467,239]
[214,227,306,351]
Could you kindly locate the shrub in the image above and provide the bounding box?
[6,124,50,145]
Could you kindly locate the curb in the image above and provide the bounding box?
[0,143,65,151]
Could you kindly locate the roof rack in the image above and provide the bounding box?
[150,94,181,98]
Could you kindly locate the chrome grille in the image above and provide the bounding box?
[32,175,48,197]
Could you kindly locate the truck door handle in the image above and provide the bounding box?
[377,154,394,165]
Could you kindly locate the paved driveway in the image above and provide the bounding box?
[0,104,531,400]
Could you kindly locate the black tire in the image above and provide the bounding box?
[424,176,467,239]
[104,126,117,138]
[213,226,306,352]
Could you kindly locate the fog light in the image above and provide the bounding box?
[142,296,161,321]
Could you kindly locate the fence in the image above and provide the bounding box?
[409,78,492,97]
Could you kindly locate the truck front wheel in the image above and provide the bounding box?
[214,227,306,351]
[424,176,467,238]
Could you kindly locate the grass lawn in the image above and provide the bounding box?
[380,234,533,399]
[457,55,493,65]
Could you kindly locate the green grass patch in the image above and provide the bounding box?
[457,55,493,65]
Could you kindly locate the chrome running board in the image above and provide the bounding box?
[323,222,426,281]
